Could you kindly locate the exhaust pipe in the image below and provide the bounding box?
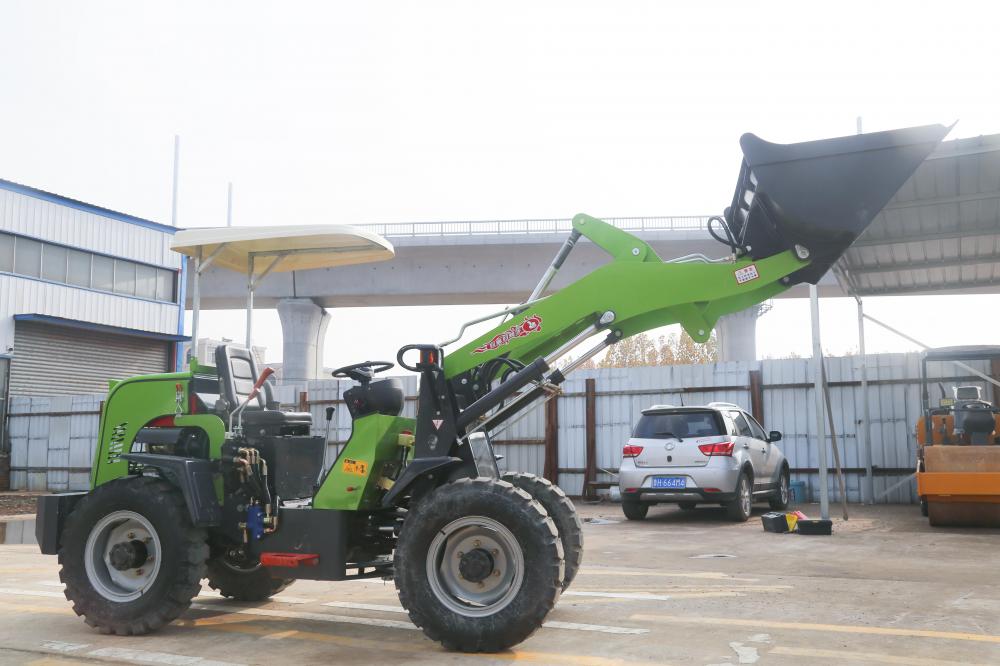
[725,123,952,284]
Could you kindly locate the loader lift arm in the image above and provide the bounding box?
[440,123,952,430]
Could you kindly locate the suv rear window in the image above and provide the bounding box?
[633,411,723,439]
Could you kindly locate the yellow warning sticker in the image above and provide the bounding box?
[342,458,368,476]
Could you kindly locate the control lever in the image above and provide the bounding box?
[230,367,276,436]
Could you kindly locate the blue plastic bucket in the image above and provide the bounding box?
[789,480,808,504]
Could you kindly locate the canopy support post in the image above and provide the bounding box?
[190,247,201,364]
[857,296,874,504]
[810,284,831,520]
[246,254,255,350]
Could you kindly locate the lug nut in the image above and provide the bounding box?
[473,540,481,548]
[491,549,499,556]
[135,569,144,575]
[493,570,501,577]
[127,532,135,539]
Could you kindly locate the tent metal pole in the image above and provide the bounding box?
[246,254,255,349]
[857,297,874,504]
[190,248,201,365]
[810,284,830,520]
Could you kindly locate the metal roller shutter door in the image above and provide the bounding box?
[10,322,170,396]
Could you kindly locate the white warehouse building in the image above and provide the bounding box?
[0,178,186,403]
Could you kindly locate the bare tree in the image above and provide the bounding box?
[573,330,719,369]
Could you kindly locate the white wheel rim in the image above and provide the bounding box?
[84,510,163,602]
[780,475,789,503]
[740,479,751,515]
[426,516,525,618]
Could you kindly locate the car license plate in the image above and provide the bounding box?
[651,476,686,489]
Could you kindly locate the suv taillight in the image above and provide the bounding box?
[623,445,644,458]
[698,441,734,457]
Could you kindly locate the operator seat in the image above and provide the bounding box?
[214,344,312,431]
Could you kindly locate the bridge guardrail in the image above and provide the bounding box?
[359,215,711,237]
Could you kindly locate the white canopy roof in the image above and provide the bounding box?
[171,224,394,273]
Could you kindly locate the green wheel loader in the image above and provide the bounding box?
[35,124,949,651]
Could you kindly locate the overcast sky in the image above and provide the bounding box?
[2,1,998,367]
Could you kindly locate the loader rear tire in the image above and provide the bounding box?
[58,476,208,635]
[394,477,563,652]
[501,472,583,590]
[206,553,294,601]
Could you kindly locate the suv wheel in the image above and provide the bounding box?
[768,469,790,510]
[725,472,753,522]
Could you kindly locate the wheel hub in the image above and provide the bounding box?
[458,548,494,583]
[108,540,149,571]
[426,516,525,618]
[84,510,162,602]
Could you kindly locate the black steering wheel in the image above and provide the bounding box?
[332,361,394,384]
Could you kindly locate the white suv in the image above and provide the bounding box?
[618,402,789,521]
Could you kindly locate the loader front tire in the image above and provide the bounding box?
[206,552,294,601]
[58,476,208,635]
[394,477,564,652]
[501,472,583,590]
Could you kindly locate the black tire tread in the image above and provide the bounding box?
[394,477,563,652]
[768,468,790,511]
[206,559,294,601]
[501,472,583,590]
[622,501,648,520]
[58,476,208,636]
[726,471,753,522]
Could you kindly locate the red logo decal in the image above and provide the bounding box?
[473,314,543,354]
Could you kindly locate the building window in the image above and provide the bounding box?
[0,234,13,272]
[67,249,91,287]
[14,237,42,277]
[42,244,68,282]
[92,255,114,292]
[0,231,176,303]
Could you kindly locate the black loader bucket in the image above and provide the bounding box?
[724,123,951,284]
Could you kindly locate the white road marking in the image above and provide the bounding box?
[0,587,65,598]
[190,602,419,631]
[729,641,760,664]
[195,590,314,605]
[323,601,407,613]
[543,621,647,635]
[40,640,88,652]
[322,601,648,634]
[564,590,676,601]
[577,569,758,581]
[86,647,245,666]
[270,595,315,605]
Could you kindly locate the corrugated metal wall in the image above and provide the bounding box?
[8,393,102,491]
[11,322,169,395]
[0,188,179,269]
[0,186,181,355]
[8,352,993,500]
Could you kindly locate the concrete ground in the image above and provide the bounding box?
[1,502,999,665]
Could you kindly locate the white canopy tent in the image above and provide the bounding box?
[171,225,394,360]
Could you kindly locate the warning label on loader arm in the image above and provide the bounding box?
[734,264,760,284]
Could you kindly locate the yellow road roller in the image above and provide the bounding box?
[915,346,1000,527]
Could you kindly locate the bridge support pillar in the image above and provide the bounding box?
[715,305,763,362]
[276,298,330,383]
